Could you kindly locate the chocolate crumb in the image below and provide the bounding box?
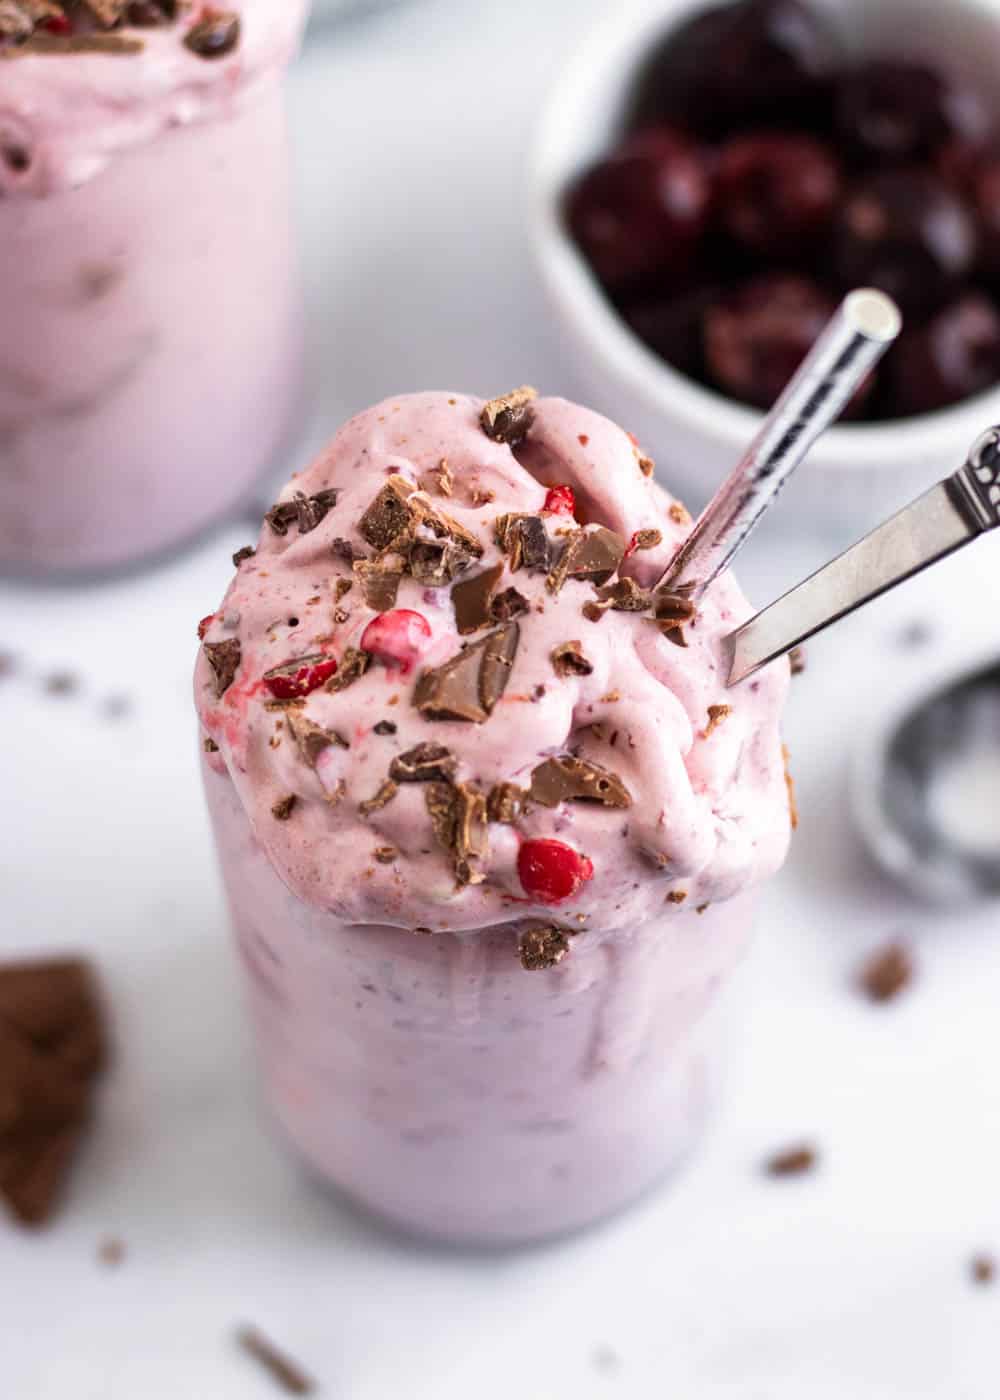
[668,501,691,524]
[98,1236,125,1268]
[390,742,457,784]
[480,385,537,445]
[489,587,529,624]
[332,537,363,563]
[789,645,806,676]
[359,779,398,816]
[333,578,352,604]
[271,795,297,821]
[519,925,571,971]
[666,890,688,904]
[420,458,453,497]
[765,1144,817,1178]
[373,846,397,864]
[373,720,396,736]
[858,940,914,1004]
[971,1254,996,1285]
[203,639,240,697]
[486,781,525,824]
[631,528,662,551]
[183,9,240,59]
[638,455,655,478]
[551,640,593,677]
[232,546,255,568]
[703,704,732,738]
[235,1325,315,1396]
[203,736,219,753]
[783,744,799,831]
[696,903,709,915]
[44,670,77,697]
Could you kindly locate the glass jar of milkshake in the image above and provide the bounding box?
[0,1,308,577]
[195,389,794,1246]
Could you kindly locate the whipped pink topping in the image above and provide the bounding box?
[0,0,307,194]
[195,392,793,937]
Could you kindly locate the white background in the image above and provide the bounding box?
[3,2,1000,1396]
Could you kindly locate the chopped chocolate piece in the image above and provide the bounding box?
[764,1144,817,1178]
[409,536,473,587]
[490,587,528,623]
[373,720,396,736]
[0,957,105,1078]
[359,779,398,816]
[668,501,691,524]
[294,488,337,535]
[631,528,662,550]
[285,712,348,767]
[81,0,128,26]
[373,846,397,864]
[453,784,488,885]
[98,1236,125,1267]
[451,562,503,634]
[519,925,571,971]
[494,514,550,573]
[414,624,519,723]
[703,703,732,738]
[971,1254,996,1286]
[486,781,525,823]
[652,590,697,627]
[203,736,219,753]
[390,742,457,784]
[0,1018,89,1141]
[6,31,144,52]
[789,645,807,676]
[783,744,799,831]
[232,545,255,568]
[551,640,593,677]
[0,1125,85,1228]
[528,755,632,809]
[353,559,401,612]
[358,475,415,551]
[547,527,625,594]
[638,455,655,477]
[858,940,914,1004]
[333,578,353,604]
[271,795,296,821]
[183,9,239,58]
[411,500,483,559]
[203,639,240,697]
[480,385,538,445]
[424,782,457,849]
[420,458,453,497]
[332,537,363,563]
[696,903,710,915]
[235,1325,315,1397]
[592,577,653,612]
[325,646,370,693]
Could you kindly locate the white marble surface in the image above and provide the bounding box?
[3,2,1000,1395]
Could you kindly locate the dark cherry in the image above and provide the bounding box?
[832,170,977,316]
[836,61,965,165]
[624,285,720,379]
[565,128,711,293]
[627,0,840,139]
[704,274,875,413]
[715,132,840,254]
[883,293,1000,417]
[967,152,1000,286]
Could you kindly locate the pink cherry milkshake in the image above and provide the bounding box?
[196,391,794,1245]
[0,1,308,577]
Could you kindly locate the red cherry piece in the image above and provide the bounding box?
[263,654,338,700]
[543,485,576,517]
[565,127,711,293]
[360,610,432,675]
[41,13,73,32]
[197,613,215,641]
[517,839,594,905]
[716,132,840,255]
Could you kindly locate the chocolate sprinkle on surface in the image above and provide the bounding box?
[235,1325,315,1396]
[451,562,503,634]
[529,755,632,809]
[519,925,571,971]
[639,455,655,477]
[551,640,593,677]
[480,385,537,445]
[390,742,457,784]
[271,795,297,821]
[359,779,398,816]
[765,1143,817,1178]
[183,9,239,59]
[858,940,914,1004]
[414,624,519,724]
[373,720,396,736]
[203,639,240,697]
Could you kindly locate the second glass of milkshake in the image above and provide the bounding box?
[195,389,793,1245]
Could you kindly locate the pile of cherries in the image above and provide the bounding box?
[565,0,1000,420]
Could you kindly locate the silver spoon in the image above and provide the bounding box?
[725,426,1000,686]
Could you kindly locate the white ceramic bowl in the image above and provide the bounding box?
[530,0,1000,535]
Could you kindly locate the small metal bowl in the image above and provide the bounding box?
[854,655,1000,903]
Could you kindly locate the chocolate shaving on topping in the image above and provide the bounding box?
[271,795,296,821]
[408,536,474,587]
[413,623,519,724]
[486,782,525,824]
[480,385,537,445]
[353,559,401,612]
[232,546,255,568]
[631,529,662,551]
[265,488,337,538]
[373,846,397,864]
[358,475,415,550]
[390,742,457,784]
[528,756,631,809]
[551,640,593,677]
[668,501,691,524]
[183,9,239,58]
[519,925,571,971]
[373,720,396,736]
[203,736,219,753]
[638,455,655,478]
[490,587,528,623]
[789,646,807,676]
[424,782,457,848]
[235,1325,315,1397]
[332,537,364,563]
[6,29,143,51]
[325,646,370,693]
[703,704,732,738]
[203,639,240,697]
[451,562,503,634]
[547,527,625,594]
[359,779,398,816]
[765,1144,817,1178]
[858,940,914,1004]
[285,712,348,767]
[453,783,488,885]
[494,514,550,573]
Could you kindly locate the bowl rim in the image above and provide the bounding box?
[528,0,1000,476]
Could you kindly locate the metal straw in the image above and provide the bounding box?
[658,289,902,599]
